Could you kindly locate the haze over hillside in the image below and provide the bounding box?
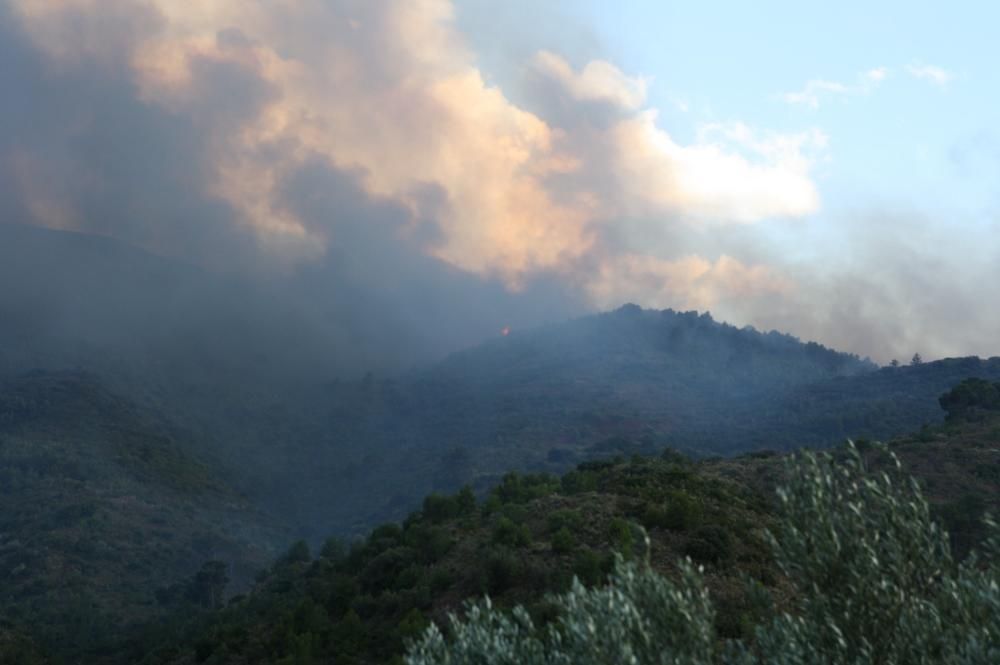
[0,370,284,660]
[3,225,997,540]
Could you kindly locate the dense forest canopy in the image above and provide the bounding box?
[407,445,1000,665]
[3,391,991,664]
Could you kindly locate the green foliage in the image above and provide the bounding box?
[607,518,635,558]
[571,550,606,588]
[398,607,430,643]
[0,371,281,663]
[639,502,671,530]
[546,509,584,533]
[747,443,1000,664]
[684,525,732,565]
[423,493,462,523]
[423,486,479,524]
[550,527,576,555]
[456,485,477,515]
[406,444,1000,664]
[406,557,715,665]
[937,493,989,558]
[92,400,999,665]
[559,469,598,495]
[664,489,702,531]
[495,472,560,504]
[132,444,776,664]
[939,377,1000,423]
[407,524,454,563]
[493,517,532,547]
[485,552,523,595]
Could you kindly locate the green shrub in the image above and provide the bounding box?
[501,503,530,524]
[546,509,583,534]
[607,518,635,557]
[397,608,429,643]
[664,489,702,531]
[939,377,1000,422]
[485,552,522,595]
[560,469,598,495]
[550,527,575,555]
[360,547,416,593]
[684,525,733,564]
[571,549,604,587]
[639,502,670,530]
[406,443,1000,665]
[494,472,559,504]
[482,494,503,515]
[408,557,714,665]
[456,485,477,516]
[406,525,454,563]
[429,568,452,593]
[422,493,461,523]
[370,523,404,544]
[493,517,531,547]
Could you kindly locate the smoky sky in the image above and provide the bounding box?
[0,0,586,378]
[1,0,997,366]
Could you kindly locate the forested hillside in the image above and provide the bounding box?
[295,307,1000,534]
[1,339,997,662]
[130,407,1000,665]
[3,225,1000,664]
[0,371,285,663]
[4,226,999,541]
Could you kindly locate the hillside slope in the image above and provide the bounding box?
[142,412,1000,665]
[0,371,285,663]
[296,307,1000,534]
[2,223,997,544]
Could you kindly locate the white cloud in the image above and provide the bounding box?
[601,113,823,224]
[781,66,888,108]
[906,63,954,86]
[532,51,649,111]
[865,66,889,82]
[781,79,850,109]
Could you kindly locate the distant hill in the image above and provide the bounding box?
[0,223,549,538]
[299,306,1000,534]
[0,371,285,663]
[3,223,999,544]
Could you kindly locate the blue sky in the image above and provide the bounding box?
[461,0,997,221]
[455,0,1000,359]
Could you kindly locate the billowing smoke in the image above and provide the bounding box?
[0,0,996,364]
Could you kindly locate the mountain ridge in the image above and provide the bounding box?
[3,223,999,541]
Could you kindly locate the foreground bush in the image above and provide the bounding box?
[406,444,1000,664]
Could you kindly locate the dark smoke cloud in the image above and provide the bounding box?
[0,1,585,380]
